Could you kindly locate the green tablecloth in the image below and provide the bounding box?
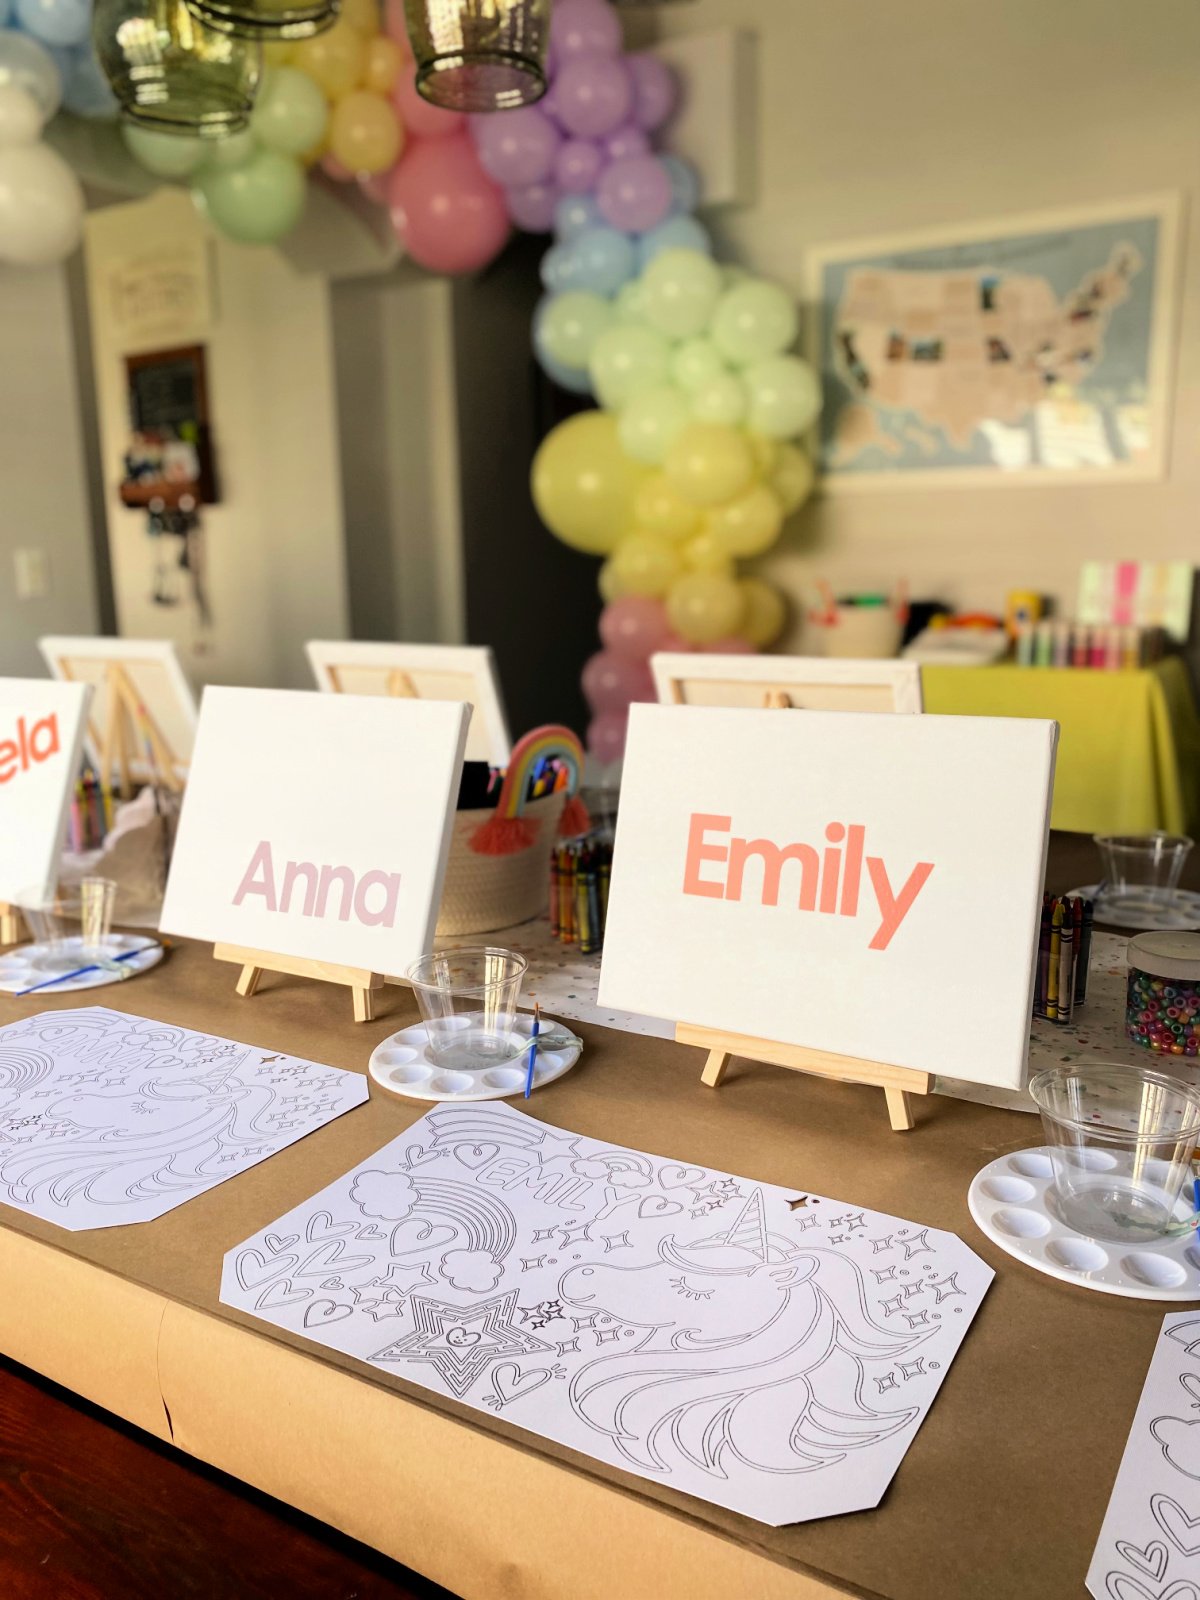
[922,656,1200,835]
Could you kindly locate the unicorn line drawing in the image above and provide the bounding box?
[558,1191,928,1483]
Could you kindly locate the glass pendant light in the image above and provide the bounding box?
[402,0,549,113]
[94,0,261,134]
[185,0,339,43]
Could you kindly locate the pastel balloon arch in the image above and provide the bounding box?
[0,0,817,759]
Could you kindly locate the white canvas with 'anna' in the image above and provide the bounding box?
[599,703,1058,1090]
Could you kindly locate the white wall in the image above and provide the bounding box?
[83,187,349,690]
[0,264,98,676]
[630,0,1200,642]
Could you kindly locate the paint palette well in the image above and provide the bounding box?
[368,1013,582,1103]
[968,1146,1200,1301]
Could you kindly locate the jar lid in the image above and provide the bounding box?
[1128,931,1200,982]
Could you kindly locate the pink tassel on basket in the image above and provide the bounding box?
[468,724,587,857]
[558,793,591,839]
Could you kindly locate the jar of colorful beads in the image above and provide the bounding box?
[1126,932,1200,1058]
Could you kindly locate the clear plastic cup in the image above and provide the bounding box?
[1094,832,1193,918]
[1029,1062,1200,1243]
[80,877,117,954]
[405,947,528,1071]
[13,887,82,972]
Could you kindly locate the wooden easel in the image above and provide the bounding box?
[213,943,384,1023]
[673,688,930,1132]
[0,904,22,946]
[385,669,419,698]
[96,663,184,795]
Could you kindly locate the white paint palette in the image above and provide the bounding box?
[968,1147,1200,1301]
[368,1013,582,1103]
[0,934,162,995]
[1070,884,1200,932]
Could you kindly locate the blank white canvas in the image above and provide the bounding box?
[651,652,924,714]
[0,677,90,904]
[306,641,511,767]
[160,687,469,973]
[598,704,1057,1090]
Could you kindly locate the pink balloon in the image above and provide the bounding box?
[392,67,466,140]
[472,104,560,187]
[554,137,603,195]
[389,134,511,274]
[321,152,354,182]
[588,708,629,765]
[628,53,678,133]
[704,636,755,654]
[506,178,558,232]
[595,154,672,233]
[358,171,390,205]
[550,0,623,62]
[581,649,653,713]
[659,632,695,653]
[598,596,672,661]
[383,0,408,44]
[605,124,649,162]
[554,56,634,140]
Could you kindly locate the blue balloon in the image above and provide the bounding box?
[60,41,116,117]
[0,0,13,26]
[540,241,575,293]
[660,154,700,218]
[567,226,635,296]
[637,214,712,269]
[15,0,90,49]
[553,193,601,243]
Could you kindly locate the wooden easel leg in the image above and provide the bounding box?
[701,1048,732,1088]
[236,963,263,998]
[884,1088,916,1132]
[352,986,375,1024]
[0,906,21,946]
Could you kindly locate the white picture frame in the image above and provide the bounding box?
[306,641,511,768]
[598,703,1057,1092]
[0,677,91,906]
[652,652,923,714]
[39,636,197,788]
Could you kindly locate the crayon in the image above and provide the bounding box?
[1075,899,1093,1004]
[1035,900,1051,1018]
[1055,911,1074,1027]
[1047,900,1063,1021]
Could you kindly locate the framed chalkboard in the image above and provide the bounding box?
[122,344,219,505]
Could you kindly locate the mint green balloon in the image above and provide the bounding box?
[641,247,723,341]
[613,279,648,325]
[710,279,799,368]
[204,128,257,172]
[671,337,726,394]
[744,354,822,439]
[537,291,613,373]
[589,323,671,411]
[123,123,207,180]
[251,65,328,159]
[690,371,747,427]
[618,384,691,466]
[195,148,306,246]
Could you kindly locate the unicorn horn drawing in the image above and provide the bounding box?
[560,1191,925,1480]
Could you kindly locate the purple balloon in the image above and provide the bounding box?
[473,105,561,188]
[550,0,622,62]
[554,56,634,140]
[506,179,560,233]
[628,53,678,133]
[605,123,650,162]
[554,137,604,195]
[595,154,673,234]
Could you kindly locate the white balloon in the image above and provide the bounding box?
[0,30,62,120]
[0,82,41,145]
[0,140,83,264]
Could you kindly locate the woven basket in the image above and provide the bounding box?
[435,790,566,936]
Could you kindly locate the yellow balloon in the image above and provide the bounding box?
[293,17,369,99]
[664,422,757,508]
[740,576,788,647]
[340,0,380,33]
[681,529,735,576]
[329,89,403,174]
[632,474,700,544]
[666,572,746,645]
[705,484,785,559]
[598,558,626,603]
[531,412,649,556]
[363,34,402,94]
[748,433,779,475]
[611,532,681,598]
[262,37,293,66]
[771,442,815,514]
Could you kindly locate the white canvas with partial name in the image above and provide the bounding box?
[0,677,90,905]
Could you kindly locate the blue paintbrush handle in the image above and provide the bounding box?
[16,946,147,996]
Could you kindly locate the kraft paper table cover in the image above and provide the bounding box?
[922,657,1200,836]
[0,937,1184,1600]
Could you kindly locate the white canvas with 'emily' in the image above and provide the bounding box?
[598,704,1058,1089]
[160,687,469,973]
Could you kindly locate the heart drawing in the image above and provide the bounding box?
[1114,1538,1168,1583]
[1152,1493,1200,1559]
[489,1363,554,1407]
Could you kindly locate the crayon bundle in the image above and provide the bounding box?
[550,839,612,956]
[1033,895,1094,1024]
[66,769,113,854]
